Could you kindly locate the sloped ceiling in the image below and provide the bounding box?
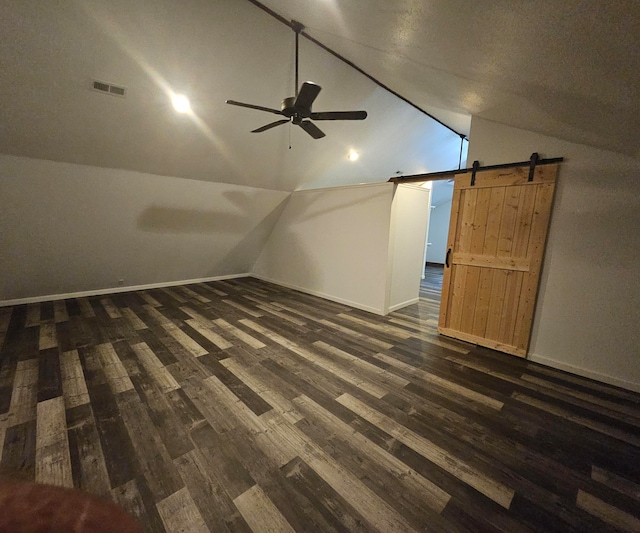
[0,0,462,192]
[261,0,640,158]
[2,1,637,193]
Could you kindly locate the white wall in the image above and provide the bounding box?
[252,183,394,314]
[388,185,431,311]
[0,154,289,303]
[468,117,640,392]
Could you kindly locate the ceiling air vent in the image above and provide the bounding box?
[92,79,126,98]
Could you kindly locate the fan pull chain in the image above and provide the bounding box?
[289,122,292,150]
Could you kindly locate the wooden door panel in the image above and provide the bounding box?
[447,265,466,331]
[438,163,559,357]
[458,189,477,252]
[438,187,462,329]
[497,187,521,257]
[471,269,493,337]
[498,270,524,346]
[513,183,556,351]
[512,189,537,257]
[485,270,507,341]
[484,187,506,255]
[452,253,530,271]
[469,188,491,253]
[460,266,481,333]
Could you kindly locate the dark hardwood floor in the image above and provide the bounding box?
[1,266,640,532]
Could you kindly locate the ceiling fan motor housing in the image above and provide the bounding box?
[281,96,310,124]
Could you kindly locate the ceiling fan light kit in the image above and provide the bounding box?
[226,20,367,139]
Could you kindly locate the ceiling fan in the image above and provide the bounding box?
[226,21,367,139]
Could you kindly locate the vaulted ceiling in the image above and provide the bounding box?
[260,0,640,156]
[2,1,637,192]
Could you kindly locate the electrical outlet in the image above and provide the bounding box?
[118,279,124,286]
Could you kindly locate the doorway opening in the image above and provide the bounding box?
[419,179,454,305]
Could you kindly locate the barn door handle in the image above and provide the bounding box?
[445,248,452,268]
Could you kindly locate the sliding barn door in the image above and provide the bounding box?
[438,163,559,357]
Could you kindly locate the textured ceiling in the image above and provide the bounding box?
[260,0,640,157]
[2,1,637,193]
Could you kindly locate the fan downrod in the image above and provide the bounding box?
[225,18,366,140]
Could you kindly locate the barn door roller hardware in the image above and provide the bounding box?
[470,160,480,187]
[388,153,563,184]
[471,152,539,186]
[528,152,539,182]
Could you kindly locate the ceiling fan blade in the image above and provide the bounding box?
[226,100,283,115]
[310,110,367,121]
[294,82,321,109]
[251,119,290,133]
[298,120,325,139]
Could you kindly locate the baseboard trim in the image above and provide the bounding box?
[0,273,251,307]
[387,298,419,313]
[528,353,640,394]
[251,274,385,316]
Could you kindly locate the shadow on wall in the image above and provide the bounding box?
[215,196,292,275]
[137,206,253,234]
[135,191,293,271]
[136,189,290,235]
[287,186,392,225]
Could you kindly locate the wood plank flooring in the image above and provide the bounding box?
[1,267,640,532]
